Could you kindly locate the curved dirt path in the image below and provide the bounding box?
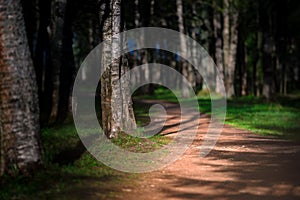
[118,100,300,200]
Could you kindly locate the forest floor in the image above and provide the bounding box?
[2,98,300,199]
[117,100,300,200]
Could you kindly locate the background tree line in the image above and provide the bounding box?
[0,0,299,175]
[21,0,300,126]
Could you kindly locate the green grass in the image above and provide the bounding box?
[0,102,171,199]
[112,132,170,153]
[197,93,300,140]
[225,95,300,140]
[135,86,179,102]
[0,123,126,200]
[2,88,300,199]
[138,87,300,140]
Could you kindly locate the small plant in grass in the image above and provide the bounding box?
[111,131,171,153]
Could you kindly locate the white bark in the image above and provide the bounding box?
[101,0,136,138]
[214,5,225,94]
[0,0,42,175]
[223,0,238,97]
[176,0,189,98]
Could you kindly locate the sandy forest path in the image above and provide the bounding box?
[118,100,300,200]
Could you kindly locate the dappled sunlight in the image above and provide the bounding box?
[121,101,300,199]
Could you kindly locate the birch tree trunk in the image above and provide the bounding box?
[176,0,189,98]
[191,4,203,91]
[150,0,155,25]
[223,0,230,94]
[0,0,42,175]
[223,0,238,97]
[101,0,136,138]
[213,1,224,94]
[228,10,238,97]
[136,0,151,94]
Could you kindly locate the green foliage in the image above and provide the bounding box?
[0,123,131,199]
[225,96,300,139]
[196,89,300,140]
[0,100,172,199]
[41,124,79,164]
[135,86,179,102]
[138,87,300,140]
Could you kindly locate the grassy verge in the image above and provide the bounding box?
[0,110,169,199]
[225,95,300,140]
[135,87,179,102]
[139,87,300,140]
[0,123,127,199]
[112,132,170,153]
[197,93,300,140]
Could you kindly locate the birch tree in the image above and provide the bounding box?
[100,0,136,138]
[213,0,225,94]
[223,0,238,97]
[0,0,42,175]
[176,0,189,98]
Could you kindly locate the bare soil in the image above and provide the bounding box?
[118,100,300,200]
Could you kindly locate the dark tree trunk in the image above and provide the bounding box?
[21,0,38,56]
[56,0,75,124]
[237,23,247,96]
[0,0,42,176]
[274,1,288,95]
[49,0,67,121]
[261,35,275,100]
[259,1,276,100]
[35,0,53,126]
[251,31,260,96]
